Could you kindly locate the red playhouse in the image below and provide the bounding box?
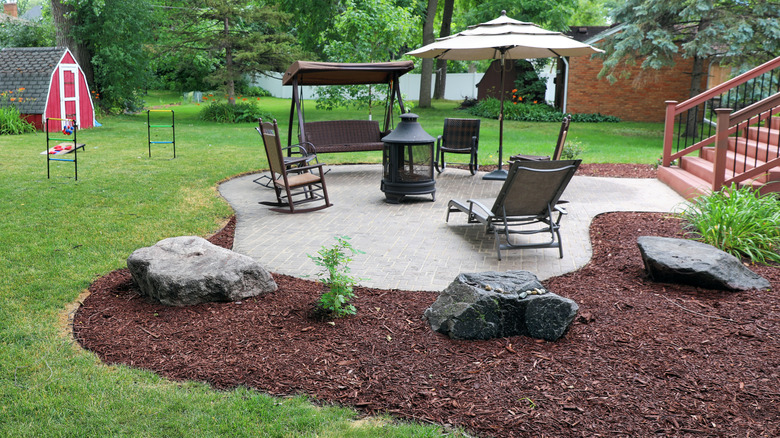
[0,47,96,131]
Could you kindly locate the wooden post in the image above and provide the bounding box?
[713,108,732,191]
[662,101,677,167]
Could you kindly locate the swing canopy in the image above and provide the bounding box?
[282,61,414,147]
[282,61,414,86]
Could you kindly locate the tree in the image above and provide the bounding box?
[51,0,154,112]
[277,0,340,59]
[158,0,301,105]
[432,0,453,100]
[418,0,437,108]
[316,0,416,115]
[598,0,780,100]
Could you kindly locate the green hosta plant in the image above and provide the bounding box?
[679,184,780,264]
[308,236,365,318]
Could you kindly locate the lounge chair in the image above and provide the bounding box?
[446,159,581,259]
[435,118,480,175]
[258,118,332,213]
[510,115,571,162]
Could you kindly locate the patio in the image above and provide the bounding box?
[219,164,686,291]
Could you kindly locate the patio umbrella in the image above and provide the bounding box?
[407,11,603,180]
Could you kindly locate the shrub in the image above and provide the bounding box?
[308,236,365,318]
[560,140,585,160]
[198,97,273,123]
[679,184,780,264]
[0,88,36,135]
[466,97,620,123]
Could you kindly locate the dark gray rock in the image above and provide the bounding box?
[637,236,771,291]
[127,236,277,306]
[423,271,578,341]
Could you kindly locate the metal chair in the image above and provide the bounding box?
[435,118,480,175]
[446,159,581,259]
[258,118,332,213]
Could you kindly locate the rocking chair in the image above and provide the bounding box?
[258,118,332,213]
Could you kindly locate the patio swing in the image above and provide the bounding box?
[281,61,414,154]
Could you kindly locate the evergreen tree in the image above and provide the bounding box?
[599,0,780,98]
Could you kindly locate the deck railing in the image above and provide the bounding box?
[662,57,780,181]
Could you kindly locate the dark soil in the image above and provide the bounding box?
[73,165,778,438]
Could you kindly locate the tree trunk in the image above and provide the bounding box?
[433,0,453,100]
[224,17,236,105]
[50,0,95,89]
[418,0,437,108]
[684,54,706,137]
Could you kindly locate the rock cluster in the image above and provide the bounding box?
[424,271,578,341]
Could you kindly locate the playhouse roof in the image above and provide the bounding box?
[0,47,68,114]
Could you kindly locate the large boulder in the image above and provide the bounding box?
[423,271,578,341]
[637,236,771,291]
[127,236,277,306]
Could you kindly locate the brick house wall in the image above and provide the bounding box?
[566,53,707,123]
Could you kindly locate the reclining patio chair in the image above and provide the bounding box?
[258,118,332,214]
[510,115,571,162]
[253,119,318,188]
[435,118,481,175]
[446,159,581,260]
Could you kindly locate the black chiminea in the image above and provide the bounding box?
[381,113,436,203]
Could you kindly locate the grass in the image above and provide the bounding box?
[0,91,663,436]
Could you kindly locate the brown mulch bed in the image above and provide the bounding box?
[475,162,657,179]
[73,165,778,437]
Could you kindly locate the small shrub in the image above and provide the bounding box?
[308,236,365,318]
[560,140,585,160]
[679,183,780,264]
[245,86,272,97]
[198,97,273,123]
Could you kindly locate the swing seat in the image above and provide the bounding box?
[300,120,386,154]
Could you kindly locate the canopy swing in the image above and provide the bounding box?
[281,61,414,150]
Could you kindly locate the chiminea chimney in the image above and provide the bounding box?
[3,1,18,18]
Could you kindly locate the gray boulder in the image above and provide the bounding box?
[637,236,771,291]
[127,236,277,306]
[424,271,578,341]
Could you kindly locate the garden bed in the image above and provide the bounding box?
[73,165,778,437]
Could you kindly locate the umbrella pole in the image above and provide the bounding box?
[483,51,509,181]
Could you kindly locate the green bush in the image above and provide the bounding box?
[560,140,586,160]
[0,88,36,135]
[198,98,274,123]
[466,97,620,123]
[679,184,780,264]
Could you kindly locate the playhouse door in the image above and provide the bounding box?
[59,66,80,130]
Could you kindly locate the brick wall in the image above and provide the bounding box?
[566,55,706,122]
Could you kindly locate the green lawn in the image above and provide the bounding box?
[0,92,663,437]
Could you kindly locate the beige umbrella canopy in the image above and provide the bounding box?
[408,11,603,179]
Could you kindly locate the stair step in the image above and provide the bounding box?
[701,147,780,183]
[657,166,712,199]
[730,137,780,160]
[680,156,717,182]
[771,116,780,130]
[747,126,780,146]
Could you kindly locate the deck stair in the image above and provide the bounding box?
[660,57,780,199]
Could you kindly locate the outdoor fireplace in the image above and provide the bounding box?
[381,113,436,203]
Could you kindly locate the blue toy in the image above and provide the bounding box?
[62,124,74,135]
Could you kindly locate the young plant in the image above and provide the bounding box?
[308,236,365,318]
[679,183,780,264]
